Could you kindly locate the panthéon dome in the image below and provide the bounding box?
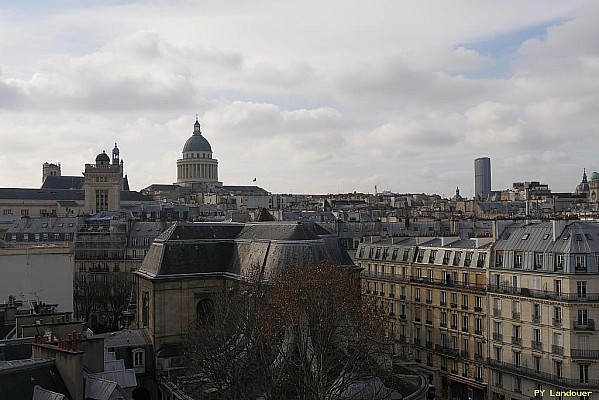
[182,120,212,153]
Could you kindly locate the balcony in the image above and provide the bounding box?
[512,311,521,320]
[414,316,421,323]
[488,285,599,302]
[461,326,469,333]
[474,329,483,336]
[511,336,522,346]
[440,301,447,306]
[450,324,458,330]
[474,306,483,312]
[400,314,406,320]
[460,350,469,358]
[475,353,483,361]
[425,299,433,304]
[461,304,469,310]
[531,341,543,351]
[450,303,458,308]
[552,345,564,356]
[414,297,421,303]
[389,293,395,298]
[400,294,406,300]
[425,341,433,349]
[552,318,562,328]
[440,365,448,371]
[435,344,459,357]
[532,315,541,323]
[413,338,421,346]
[571,349,599,359]
[399,335,407,343]
[492,333,503,342]
[487,358,599,388]
[493,308,501,317]
[574,319,595,331]
[426,320,433,326]
[440,322,447,328]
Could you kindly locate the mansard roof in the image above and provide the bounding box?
[136,222,353,279]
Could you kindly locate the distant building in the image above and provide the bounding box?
[176,119,221,189]
[474,157,491,201]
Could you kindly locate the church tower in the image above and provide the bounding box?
[83,144,124,214]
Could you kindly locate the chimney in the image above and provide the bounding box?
[552,220,567,241]
[32,343,83,400]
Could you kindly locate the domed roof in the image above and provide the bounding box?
[95,151,110,162]
[592,172,599,181]
[182,120,212,153]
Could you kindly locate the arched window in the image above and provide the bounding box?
[196,298,214,325]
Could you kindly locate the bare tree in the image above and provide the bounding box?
[183,261,395,400]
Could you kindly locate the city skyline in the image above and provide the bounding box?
[0,1,598,195]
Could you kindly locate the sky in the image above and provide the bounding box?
[1,0,598,197]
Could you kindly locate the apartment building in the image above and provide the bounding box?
[357,235,493,400]
[489,220,599,400]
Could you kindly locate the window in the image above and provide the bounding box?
[475,296,482,310]
[580,365,589,383]
[95,189,108,212]
[462,294,468,308]
[533,303,541,321]
[462,315,469,332]
[495,251,504,267]
[513,351,521,367]
[475,318,482,334]
[477,252,486,268]
[428,250,437,263]
[578,281,587,298]
[475,341,483,358]
[554,280,562,296]
[462,272,469,286]
[20,209,29,216]
[553,306,562,325]
[443,251,451,265]
[534,253,543,269]
[576,255,587,272]
[142,292,149,327]
[578,309,589,326]
[441,291,447,305]
[453,251,461,266]
[555,254,564,271]
[514,252,523,268]
[464,252,472,266]
[554,360,562,377]
[133,349,145,367]
[534,356,541,372]
[514,377,522,392]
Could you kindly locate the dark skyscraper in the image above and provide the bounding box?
[474,157,491,201]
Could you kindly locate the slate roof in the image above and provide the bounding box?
[41,176,84,190]
[137,222,354,279]
[87,369,137,389]
[0,188,153,203]
[0,359,70,400]
[94,329,151,348]
[221,185,270,195]
[32,385,66,400]
[0,337,34,361]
